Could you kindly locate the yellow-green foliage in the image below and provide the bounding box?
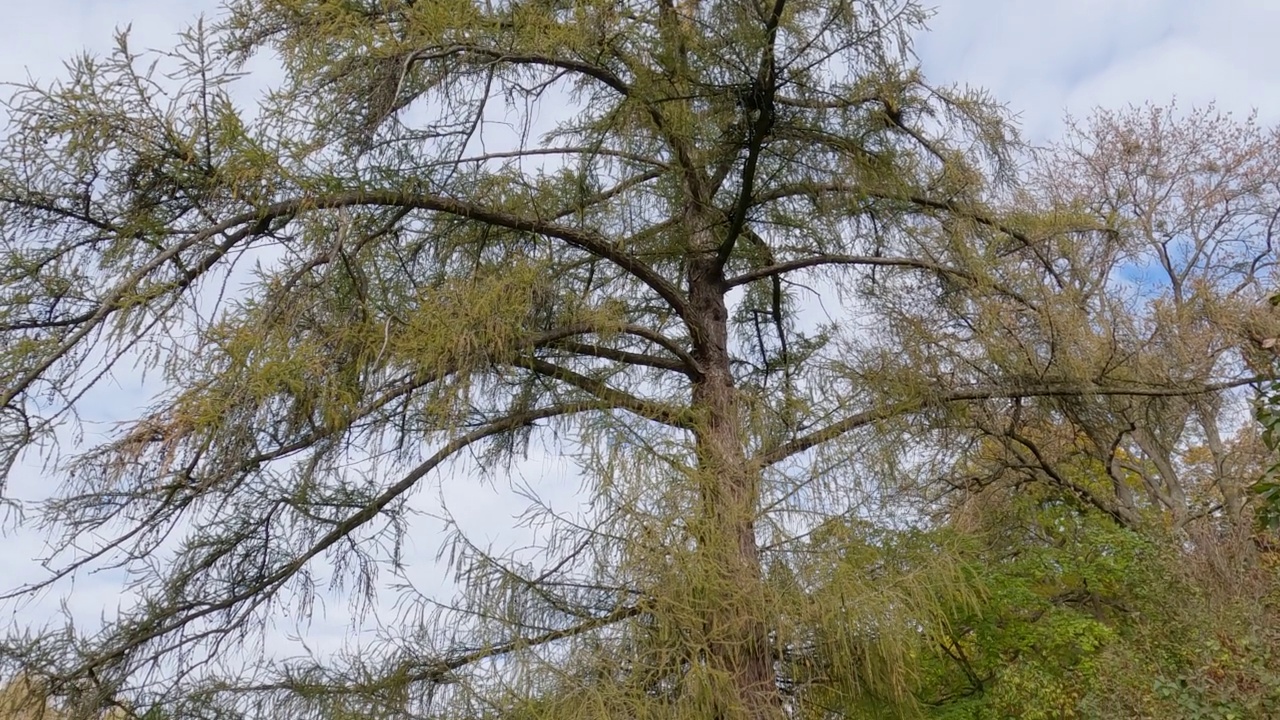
[3,1,1271,719]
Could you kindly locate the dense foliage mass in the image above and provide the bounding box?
[1,0,1278,718]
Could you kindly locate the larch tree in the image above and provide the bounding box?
[0,1,1267,719]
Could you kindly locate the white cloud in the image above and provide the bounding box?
[0,1,211,81]
[916,0,1280,138]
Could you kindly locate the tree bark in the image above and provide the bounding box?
[687,252,781,720]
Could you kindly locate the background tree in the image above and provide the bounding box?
[0,1,1270,719]
[894,106,1280,718]
[946,104,1280,536]
[0,674,142,720]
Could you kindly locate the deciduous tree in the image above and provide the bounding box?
[935,105,1280,536]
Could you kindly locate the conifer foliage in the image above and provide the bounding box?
[0,1,1270,718]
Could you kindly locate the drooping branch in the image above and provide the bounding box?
[754,377,1268,468]
[0,213,282,410]
[10,317,688,600]
[723,252,1036,307]
[403,601,644,684]
[240,602,646,699]
[49,401,609,686]
[1002,428,1141,528]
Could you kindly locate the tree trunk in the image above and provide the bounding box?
[687,253,781,720]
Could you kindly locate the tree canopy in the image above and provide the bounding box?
[1,1,1277,718]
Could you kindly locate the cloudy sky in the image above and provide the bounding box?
[1,0,1277,664]
[916,1,1280,139]
[6,1,1278,136]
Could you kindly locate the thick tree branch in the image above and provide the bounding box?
[546,338,692,375]
[529,323,698,376]
[1003,428,1140,529]
[773,94,878,110]
[406,45,632,97]
[443,146,668,170]
[512,355,691,428]
[713,0,786,269]
[619,324,702,376]
[252,190,693,325]
[723,252,1036,307]
[751,180,1039,248]
[754,377,1268,468]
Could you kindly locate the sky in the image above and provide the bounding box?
[914,1,1280,139]
[1,0,1278,675]
[5,1,1280,138]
